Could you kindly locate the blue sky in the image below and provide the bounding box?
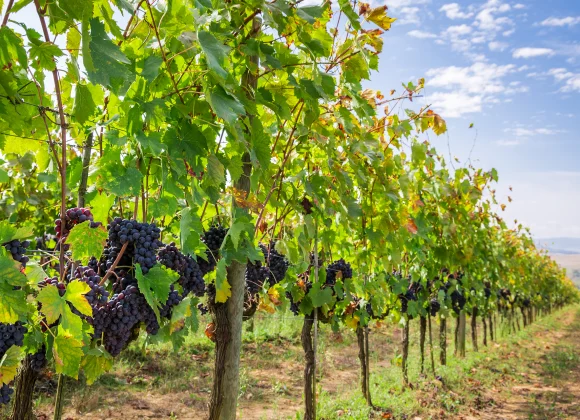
[371,0,580,238]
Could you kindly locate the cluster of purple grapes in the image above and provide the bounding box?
[0,384,13,405]
[0,322,27,405]
[74,267,109,305]
[157,243,205,297]
[325,259,353,286]
[287,258,353,316]
[3,239,30,268]
[55,207,101,241]
[105,219,163,275]
[199,225,228,275]
[29,346,47,372]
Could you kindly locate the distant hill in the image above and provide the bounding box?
[535,237,580,255]
[550,254,580,289]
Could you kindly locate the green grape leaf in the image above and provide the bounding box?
[0,345,24,385]
[29,42,63,71]
[170,296,192,334]
[308,281,334,308]
[141,55,163,82]
[65,221,108,264]
[87,18,133,92]
[0,27,28,68]
[37,285,67,325]
[60,304,85,337]
[0,254,27,287]
[180,208,203,256]
[0,283,27,323]
[64,280,92,317]
[59,0,94,21]
[82,347,113,384]
[73,84,96,124]
[53,333,84,378]
[214,258,230,303]
[135,264,177,321]
[337,0,361,30]
[296,5,325,23]
[206,154,225,187]
[227,218,253,250]
[25,261,49,284]
[197,30,230,79]
[207,86,245,125]
[89,193,115,224]
[251,119,270,169]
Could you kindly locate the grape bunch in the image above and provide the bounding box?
[73,267,109,306]
[106,218,163,274]
[484,287,492,299]
[429,298,441,316]
[450,290,466,314]
[0,321,27,404]
[261,242,289,287]
[157,243,205,297]
[245,259,270,294]
[29,346,47,372]
[160,285,183,318]
[3,239,30,268]
[0,384,13,405]
[55,207,101,240]
[325,259,353,286]
[199,225,228,275]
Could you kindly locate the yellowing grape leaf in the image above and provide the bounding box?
[215,259,231,303]
[0,345,24,385]
[53,333,84,378]
[82,347,113,384]
[365,6,396,31]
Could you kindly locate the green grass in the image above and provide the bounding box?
[3,306,579,419]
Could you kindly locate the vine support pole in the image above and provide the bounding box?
[419,316,427,374]
[471,307,478,352]
[456,311,466,358]
[439,316,447,366]
[402,319,410,386]
[428,313,435,375]
[482,316,488,347]
[208,15,260,420]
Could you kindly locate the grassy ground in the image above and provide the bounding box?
[3,305,580,419]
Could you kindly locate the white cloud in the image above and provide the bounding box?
[474,0,514,32]
[513,3,525,9]
[504,127,562,137]
[427,91,483,117]
[496,139,522,146]
[547,68,580,92]
[513,47,555,58]
[540,16,580,27]
[425,62,527,117]
[439,3,473,19]
[445,24,472,36]
[398,7,421,24]
[489,41,508,51]
[386,0,430,8]
[427,62,517,94]
[408,30,437,39]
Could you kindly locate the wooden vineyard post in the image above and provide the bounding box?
[471,307,478,352]
[439,316,447,366]
[402,319,410,386]
[419,316,427,374]
[457,311,466,358]
[428,313,436,374]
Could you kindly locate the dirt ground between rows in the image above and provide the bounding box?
[28,308,580,420]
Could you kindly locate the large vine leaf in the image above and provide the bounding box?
[82,347,113,385]
[53,333,84,378]
[0,345,24,385]
[135,264,177,321]
[65,221,108,265]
